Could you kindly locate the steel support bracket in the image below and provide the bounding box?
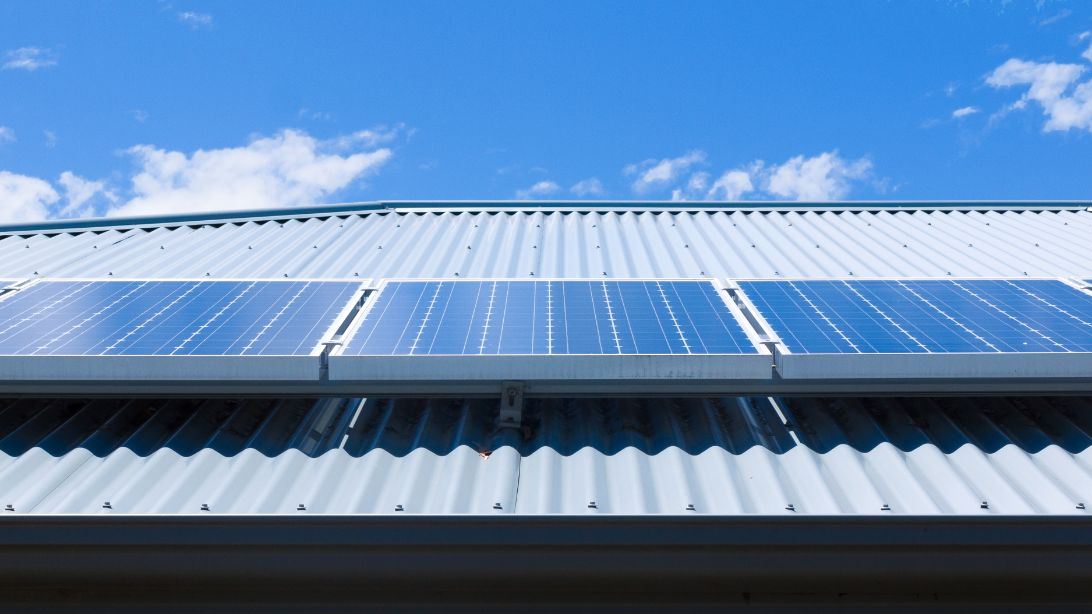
[498,381,525,429]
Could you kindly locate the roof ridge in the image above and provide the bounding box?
[0,200,1088,235]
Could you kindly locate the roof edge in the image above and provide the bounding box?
[1,199,1089,235]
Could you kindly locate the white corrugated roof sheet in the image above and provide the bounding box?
[0,395,1089,515]
[1,205,1090,280]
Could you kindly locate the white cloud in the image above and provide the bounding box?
[0,171,59,222]
[985,57,1092,132]
[2,47,57,71]
[43,130,56,148]
[765,151,872,201]
[706,169,754,200]
[109,129,392,217]
[952,106,980,119]
[177,11,213,29]
[515,180,560,200]
[56,172,115,218]
[1037,9,1071,27]
[625,150,872,202]
[1084,44,1092,63]
[0,127,14,143]
[327,124,406,150]
[130,109,150,123]
[625,150,706,194]
[570,177,605,197]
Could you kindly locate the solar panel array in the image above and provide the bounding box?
[0,280,361,356]
[342,280,757,356]
[738,279,1092,355]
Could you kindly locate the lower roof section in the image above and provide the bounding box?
[1,394,1090,515]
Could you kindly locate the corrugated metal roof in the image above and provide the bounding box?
[1,395,1089,515]
[1,206,1091,279]
[1,202,1091,518]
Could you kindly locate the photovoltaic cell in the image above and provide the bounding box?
[0,280,361,356]
[342,280,757,355]
[739,279,1092,354]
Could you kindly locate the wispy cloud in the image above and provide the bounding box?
[43,130,56,149]
[705,170,754,200]
[1037,9,1071,27]
[515,180,560,200]
[298,107,333,121]
[0,127,15,143]
[112,129,392,217]
[129,109,150,124]
[177,11,213,29]
[0,126,401,221]
[2,47,58,71]
[764,152,872,201]
[952,106,980,119]
[628,150,874,202]
[570,177,605,197]
[624,150,707,194]
[0,171,59,222]
[985,53,1092,132]
[56,172,116,218]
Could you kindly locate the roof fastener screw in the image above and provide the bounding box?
[1078,503,1086,510]
[880,503,891,511]
[200,503,210,511]
[4,505,12,512]
[785,504,796,512]
[297,504,306,511]
[980,501,989,509]
[103,502,112,509]
[395,504,404,512]
[588,501,598,509]
[685,504,696,511]
[493,502,502,510]
[160,246,165,250]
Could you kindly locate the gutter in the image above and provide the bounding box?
[2,515,1091,603]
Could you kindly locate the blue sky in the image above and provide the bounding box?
[2,1,1092,221]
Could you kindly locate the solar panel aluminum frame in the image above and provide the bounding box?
[730,276,1092,382]
[0,277,369,384]
[327,278,774,393]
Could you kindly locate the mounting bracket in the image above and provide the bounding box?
[498,381,525,429]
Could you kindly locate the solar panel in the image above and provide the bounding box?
[737,278,1092,379]
[0,280,363,383]
[342,280,757,355]
[0,280,361,356]
[329,280,771,388]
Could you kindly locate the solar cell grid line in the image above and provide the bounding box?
[0,280,362,356]
[340,279,759,356]
[737,278,1092,356]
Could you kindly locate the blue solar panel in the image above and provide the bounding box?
[0,280,361,356]
[342,280,757,355]
[739,279,1092,354]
